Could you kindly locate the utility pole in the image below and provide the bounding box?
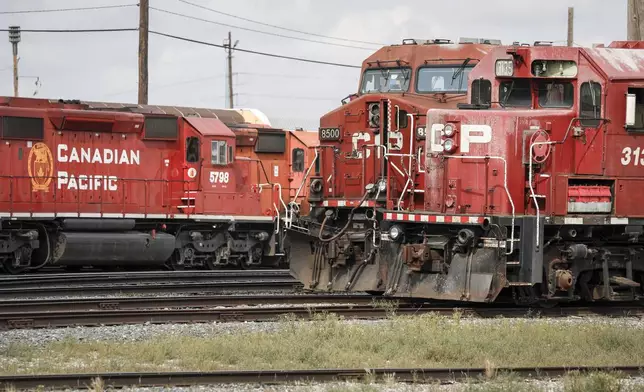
[567,7,574,47]
[138,0,149,105]
[224,31,238,109]
[8,26,20,97]
[628,0,644,40]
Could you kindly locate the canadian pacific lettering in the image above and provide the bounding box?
[55,144,141,192]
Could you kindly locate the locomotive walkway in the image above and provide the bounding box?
[0,366,641,389]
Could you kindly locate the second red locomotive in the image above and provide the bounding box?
[0,98,314,273]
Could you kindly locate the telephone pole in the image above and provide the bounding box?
[628,0,644,40]
[8,26,20,97]
[138,0,149,105]
[567,7,574,46]
[224,32,238,109]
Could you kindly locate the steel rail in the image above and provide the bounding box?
[0,294,375,313]
[0,269,291,286]
[1,304,642,330]
[0,366,642,389]
[0,279,299,299]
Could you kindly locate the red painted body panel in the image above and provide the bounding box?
[0,98,264,220]
[424,42,644,219]
[317,42,503,212]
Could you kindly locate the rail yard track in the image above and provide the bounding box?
[0,296,642,329]
[0,366,641,389]
[0,270,298,298]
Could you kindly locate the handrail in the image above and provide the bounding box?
[292,148,319,206]
[528,141,555,250]
[258,183,289,228]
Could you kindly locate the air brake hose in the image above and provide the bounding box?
[318,189,372,243]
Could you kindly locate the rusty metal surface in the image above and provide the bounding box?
[1,366,642,389]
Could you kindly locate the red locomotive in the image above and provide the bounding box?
[0,97,315,273]
[289,37,503,288]
[291,40,644,304]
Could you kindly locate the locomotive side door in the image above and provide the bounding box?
[184,117,237,215]
[174,119,203,215]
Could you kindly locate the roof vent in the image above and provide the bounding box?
[534,41,553,47]
[403,38,453,45]
[459,37,502,45]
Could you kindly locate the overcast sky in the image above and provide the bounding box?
[0,0,628,129]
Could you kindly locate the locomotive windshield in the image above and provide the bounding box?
[416,66,474,93]
[499,79,532,107]
[360,68,411,93]
[537,81,574,108]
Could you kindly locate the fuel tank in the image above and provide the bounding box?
[51,232,176,266]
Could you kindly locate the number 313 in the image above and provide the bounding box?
[621,147,644,166]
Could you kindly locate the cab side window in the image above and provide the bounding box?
[580,82,601,128]
[292,148,305,172]
[211,140,228,165]
[471,79,491,106]
[186,137,200,163]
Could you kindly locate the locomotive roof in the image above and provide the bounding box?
[184,117,235,138]
[83,101,272,128]
[362,42,500,70]
[584,47,644,80]
[470,41,644,82]
[288,130,319,147]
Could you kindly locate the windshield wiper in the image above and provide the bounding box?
[451,58,471,85]
[500,80,515,108]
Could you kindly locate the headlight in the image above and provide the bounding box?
[444,123,456,137]
[389,225,402,241]
[443,138,457,153]
[378,181,387,192]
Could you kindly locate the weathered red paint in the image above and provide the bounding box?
[317,40,503,212]
[0,97,316,271]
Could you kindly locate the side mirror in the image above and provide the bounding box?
[626,93,637,127]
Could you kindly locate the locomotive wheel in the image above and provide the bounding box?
[1,249,30,274]
[238,256,254,270]
[206,257,223,270]
[167,249,186,271]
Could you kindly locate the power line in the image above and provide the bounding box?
[0,27,360,68]
[0,4,137,15]
[238,71,358,80]
[0,28,138,33]
[176,0,385,47]
[239,92,338,102]
[102,75,226,98]
[150,7,375,51]
[149,30,361,69]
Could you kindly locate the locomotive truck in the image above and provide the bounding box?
[291,40,644,304]
[0,97,315,273]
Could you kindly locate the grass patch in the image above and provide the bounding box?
[1,314,644,375]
